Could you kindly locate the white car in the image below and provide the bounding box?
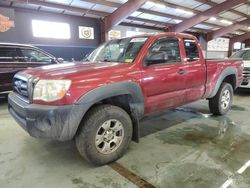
[231,48,250,88]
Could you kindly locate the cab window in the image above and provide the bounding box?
[147,37,181,65]
[184,39,200,62]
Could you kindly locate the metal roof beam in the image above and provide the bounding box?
[126,16,171,27]
[12,0,108,17]
[230,32,250,43]
[196,0,249,18]
[207,18,250,40]
[104,0,147,32]
[81,0,224,29]
[169,0,247,32]
[80,0,120,7]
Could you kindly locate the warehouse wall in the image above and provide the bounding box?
[0,7,101,61]
[198,35,229,59]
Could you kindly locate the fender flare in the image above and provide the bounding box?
[208,67,237,98]
[76,81,144,117]
[75,81,145,142]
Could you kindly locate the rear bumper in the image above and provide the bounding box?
[8,92,87,141]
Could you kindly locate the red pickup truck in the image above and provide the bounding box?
[8,33,243,165]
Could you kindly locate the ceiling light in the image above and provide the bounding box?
[156,3,166,8]
[248,27,250,30]
[145,1,166,8]
[220,19,233,25]
[145,1,155,7]
[209,17,217,21]
[175,8,194,15]
[174,19,182,24]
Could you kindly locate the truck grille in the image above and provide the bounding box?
[243,67,250,79]
[13,73,33,103]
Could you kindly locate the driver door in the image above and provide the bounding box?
[141,36,187,114]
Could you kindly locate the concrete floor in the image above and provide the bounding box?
[1,90,250,188]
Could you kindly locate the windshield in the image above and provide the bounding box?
[230,50,250,60]
[87,37,148,63]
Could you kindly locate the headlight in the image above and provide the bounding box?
[33,80,71,102]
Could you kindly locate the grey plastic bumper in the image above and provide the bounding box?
[8,92,87,141]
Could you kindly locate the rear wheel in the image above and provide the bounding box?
[75,104,132,166]
[209,83,233,115]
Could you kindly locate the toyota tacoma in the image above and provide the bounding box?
[8,33,243,165]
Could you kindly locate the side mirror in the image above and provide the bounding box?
[145,52,168,66]
[57,58,64,63]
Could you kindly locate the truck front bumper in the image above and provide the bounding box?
[8,92,87,141]
[240,77,250,89]
[240,78,250,88]
[241,67,250,88]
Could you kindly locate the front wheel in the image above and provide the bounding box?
[209,83,233,115]
[75,104,132,166]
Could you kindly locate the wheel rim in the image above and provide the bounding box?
[95,119,124,155]
[221,89,231,110]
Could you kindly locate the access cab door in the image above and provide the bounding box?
[141,36,187,114]
[182,39,206,102]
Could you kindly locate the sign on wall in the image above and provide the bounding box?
[108,30,121,40]
[0,14,14,32]
[79,26,94,39]
[0,8,15,33]
[207,38,230,52]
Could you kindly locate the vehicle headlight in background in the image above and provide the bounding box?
[33,80,71,102]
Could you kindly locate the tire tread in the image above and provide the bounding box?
[75,104,132,166]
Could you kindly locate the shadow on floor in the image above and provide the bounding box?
[235,88,250,96]
[0,96,8,104]
[139,101,211,138]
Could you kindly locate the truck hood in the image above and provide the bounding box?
[23,62,126,79]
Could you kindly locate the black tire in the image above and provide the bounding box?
[209,82,233,115]
[75,104,132,166]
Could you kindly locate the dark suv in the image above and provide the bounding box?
[0,43,61,95]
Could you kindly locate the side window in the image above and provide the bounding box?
[147,37,181,65]
[19,48,52,63]
[184,39,200,62]
[0,47,18,62]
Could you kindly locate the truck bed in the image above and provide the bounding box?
[204,58,243,98]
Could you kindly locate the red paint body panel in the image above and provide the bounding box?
[203,59,243,98]
[21,33,243,116]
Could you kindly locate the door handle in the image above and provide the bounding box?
[177,69,186,75]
